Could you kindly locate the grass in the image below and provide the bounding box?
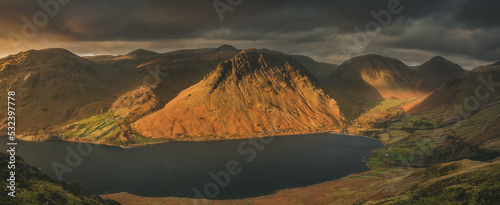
[352,98,416,130]
[379,133,390,144]
[388,130,411,144]
[129,134,165,144]
[452,103,500,139]
[342,166,414,181]
[373,98,416,112]
[0,152,118,205]
[388,122,404,129]
[401,115,437,130]
[370,163,500,204]
[57,108,167,146]
[366,99,500,171]
[367,146,414,168]
[60,113,121,142]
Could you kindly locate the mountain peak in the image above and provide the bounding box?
[420,56,464,73]
[2,48,84,66]
[423,56,453,66]
[219,49,308,75]
[338,54,406,72]
[343,54,402,66]
[355,53,389,60]
[125,49,158,57]
[206,48,313,92]
[133,48,344,139]
[19,48,77,57]
[411,56,465,94]
[236,48,291,60]
[230,49,277,63]
[429,55,446,61]
[216,44,238,51]
[422,56,452,65]
[324,53,415,100]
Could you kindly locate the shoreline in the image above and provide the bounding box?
[12,129,372,148]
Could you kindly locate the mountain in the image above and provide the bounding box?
[137,45,241,104]
[83,49,161,93]
[1,47,483,145]
[132,49,345,140]
[123,49,159,58]
[0,46,242,144]
[291,55,338,79]
[480,112,500,151]
[402,63,500,155]
[84,48,159,62]
[323,54,417,100]
[86,46,241,104]
[411,56,465,94]
[0,48,108,133]
[406,63,500,116]
[83,49,159,72]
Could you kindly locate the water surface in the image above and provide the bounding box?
[0,133,383,199]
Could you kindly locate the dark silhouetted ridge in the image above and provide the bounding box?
[125,49,158,57]
[216,44,239,51]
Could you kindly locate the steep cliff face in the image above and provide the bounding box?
[133,49,345,140]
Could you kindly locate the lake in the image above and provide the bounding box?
[0,133,383,199]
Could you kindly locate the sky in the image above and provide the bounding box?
[0,0,499,69]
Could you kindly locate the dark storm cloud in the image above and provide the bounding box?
[372,10,500,62]
[1,0,442,41]
[0,0,498,68]
[456,0,500,28]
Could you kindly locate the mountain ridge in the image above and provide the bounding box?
[132,49,345,140]
[323,54,417,100]
[411,56,465,94]
[0,48,109,133]
[0,47,486,145]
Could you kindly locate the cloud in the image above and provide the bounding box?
[456,0,500,28]
[0,0,498,69]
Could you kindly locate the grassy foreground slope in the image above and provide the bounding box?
[365,160,500,205]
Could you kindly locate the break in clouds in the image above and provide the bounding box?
[0,0,499,69]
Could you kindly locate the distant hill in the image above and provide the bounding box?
[85,46,241,104]
[411,56,465,94]
[407,63,500,116]
[291,55,338,79]
[404,63,500,153]
[132,49,345,140]
[138,45,241,104]
[124,49,159,58]
[323,54,417,100]
[0,48,108,133]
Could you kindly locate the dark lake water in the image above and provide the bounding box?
[0,133,383,199]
